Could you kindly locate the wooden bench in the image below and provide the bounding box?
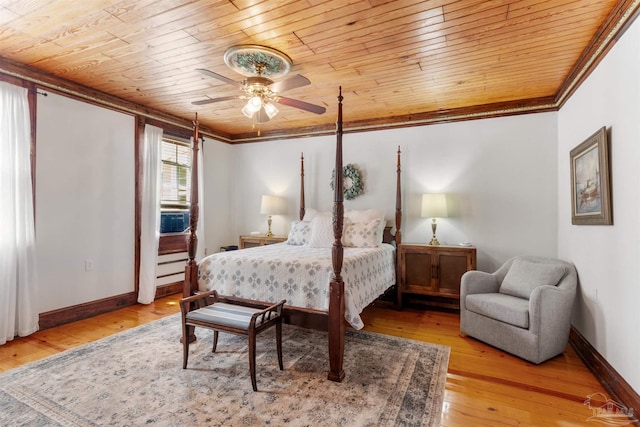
[179,290,286,391]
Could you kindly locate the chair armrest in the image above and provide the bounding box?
[528,285,576,336]
[460,271,500,296]
[250,299,287,327]
[179,290,219,315]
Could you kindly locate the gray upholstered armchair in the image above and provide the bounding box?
[460,256,577,364]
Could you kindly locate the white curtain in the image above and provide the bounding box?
[0,82,39,344]
[196,139,206,262]
[138,124,163,304]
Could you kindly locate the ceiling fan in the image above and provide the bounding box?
[192,45,326,123]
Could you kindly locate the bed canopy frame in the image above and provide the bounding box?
[183,88,402,382]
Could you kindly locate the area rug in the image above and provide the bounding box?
[0,314,450,426]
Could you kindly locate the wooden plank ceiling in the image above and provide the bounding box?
[0,0,637,142]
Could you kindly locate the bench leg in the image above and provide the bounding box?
[212,330,218,353]
[249,331,257,392]
[276,320,283,371]
[182,322,190,369]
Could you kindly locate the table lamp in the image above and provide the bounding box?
[260,195,285,237]
[421,193,448,245]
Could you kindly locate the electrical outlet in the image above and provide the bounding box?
[85,259,94,271]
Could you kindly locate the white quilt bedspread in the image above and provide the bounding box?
[197,243,396,329]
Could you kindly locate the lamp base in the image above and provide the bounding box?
[429,219,440,245]
[266,215,273,237]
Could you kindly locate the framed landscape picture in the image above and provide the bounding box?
[570,127,612,225]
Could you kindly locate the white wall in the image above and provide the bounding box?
[227,112,559,272]
[558,18,640,393]
[201,137,234,254]
[35,92,135,312]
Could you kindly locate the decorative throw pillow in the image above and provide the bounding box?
[499,259,566,299]
[307,216,335,248]
[345,209,385,244]
[375,218,386,243]
[286,220,311,246]
[343,219,382,248]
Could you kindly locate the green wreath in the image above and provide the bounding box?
[330,164,364,200]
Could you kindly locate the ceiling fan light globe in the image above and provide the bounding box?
[241,104,255,118]
[247,96,262,112]
[256,107,271,123]
[264,102,279,118]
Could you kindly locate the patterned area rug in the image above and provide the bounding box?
[0,314,450,426]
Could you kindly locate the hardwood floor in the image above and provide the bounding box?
[0,294,629,426]
[360,302,626,426]
[0,296,181,373]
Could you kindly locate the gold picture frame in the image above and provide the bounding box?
[570,127,612,225]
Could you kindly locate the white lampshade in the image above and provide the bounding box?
[421,193,448,218]
[260,195,285,215]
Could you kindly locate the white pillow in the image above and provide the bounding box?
[344,209,384,224]
[343,219,382,248]
[307,216,335,248]
[286,220,312,246]
[303,208,331,222]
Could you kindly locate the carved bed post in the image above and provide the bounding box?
[328,87,346,382]
[183,114,200,343]
[184,113,200,299]
[300,152,305,221]
[395,146,402,247]
[395,146,403,308]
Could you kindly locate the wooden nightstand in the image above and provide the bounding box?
[397,243,476,309]
[239,235,287,249]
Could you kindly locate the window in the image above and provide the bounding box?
[161,136,191,233]
[161,136,191,209]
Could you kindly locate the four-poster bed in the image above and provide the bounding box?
[183,89,402,382]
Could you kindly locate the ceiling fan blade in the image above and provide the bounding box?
[277,96,326,115]
[196,68,243,88]
[268,74,311,93]
[191,95,239,106]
